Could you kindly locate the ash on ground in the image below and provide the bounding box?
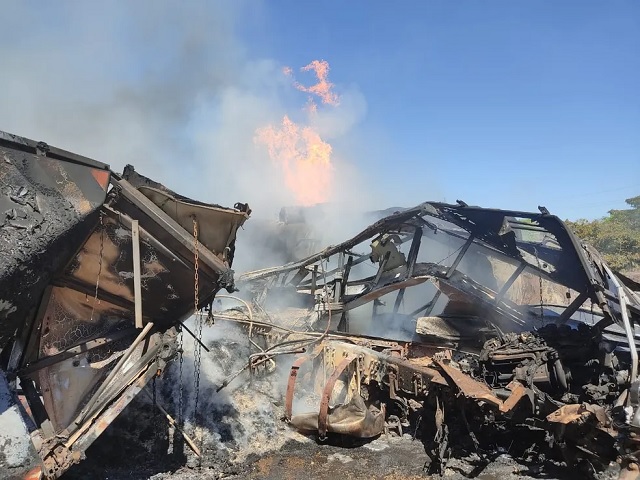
[63,323,309,479]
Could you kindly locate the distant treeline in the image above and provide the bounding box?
[565,195,640,272]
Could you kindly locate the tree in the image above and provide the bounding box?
[566,195,640,272]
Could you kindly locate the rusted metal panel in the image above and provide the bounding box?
[285,354,316,421]
[317,355,357,438]
[499,381,529,413]
[436,360,503,409]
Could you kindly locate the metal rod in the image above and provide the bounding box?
[554,290,589,325]
[131,220,143,329]
[393,289,406,315]
[604,265,637,383]
[406,227,423,278]
[373,251,391,284]
[424,291,442,316]
[179,321,210,352]
[494,263,526,305]
[311,265,318,295]
[446,235,474,278]
[142,388,201,457]
[409,299,436,318]
[337,255,354,332]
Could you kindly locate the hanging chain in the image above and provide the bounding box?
[192,217,204,465]
[89,212,105,322]
[177,325,184,427]
[193,217,202,400]
[534,248,544,324]
[194,216,200,322]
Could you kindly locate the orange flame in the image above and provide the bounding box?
[288,59,340,106]
[257,60,340,205]
[255,115,333,205]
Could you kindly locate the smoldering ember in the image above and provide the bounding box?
[1,130,640,480]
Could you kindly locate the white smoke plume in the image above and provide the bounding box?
[158,319,309,467]
[0,1,386,462]
[0,1,371,218]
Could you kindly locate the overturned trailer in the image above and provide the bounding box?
[233,202,640,477]
[0,131,250,479]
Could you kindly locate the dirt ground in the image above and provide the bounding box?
[62,406,581,480]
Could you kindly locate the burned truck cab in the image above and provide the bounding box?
[236,200,640,477]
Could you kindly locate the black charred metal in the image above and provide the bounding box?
[236,200,640,479]
[0,130,250,479]
[0,132,110,350]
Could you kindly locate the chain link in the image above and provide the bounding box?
[192,217,204,466]
[89,212,105,322]
[177,327,184,428]
[194,216,200,318]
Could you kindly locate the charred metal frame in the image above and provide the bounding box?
[241,202,639,339]
[239,201,640,476]
[0,130,250,479]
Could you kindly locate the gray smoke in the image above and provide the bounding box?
[160,319,308,466]
[0,1,371,216]
[0,1,398,462]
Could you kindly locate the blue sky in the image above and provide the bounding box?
[1,1,638,220]
[247,1,640,219]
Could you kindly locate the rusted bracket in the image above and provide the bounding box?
[437,361,529,414]
[499,381,529,413]
[436,360,503,409]
[388,369,399,400]
[285,347,323,421]
[285,356,313,421]
[318,355,357,439]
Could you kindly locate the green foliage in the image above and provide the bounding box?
[566,195,640,271]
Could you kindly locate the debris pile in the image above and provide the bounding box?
[218,202,640,479]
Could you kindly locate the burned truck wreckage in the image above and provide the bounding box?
[0,131,250,478]
[2,128,640,479]
[224,201,640,478]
